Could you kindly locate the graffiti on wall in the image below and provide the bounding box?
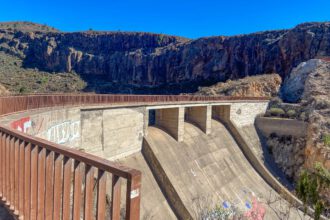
[45,120,80,144]
[11,117,32,133]
[10,114,80,145]
[221,189,266,220]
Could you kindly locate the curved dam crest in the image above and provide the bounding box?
[0,100,310,219]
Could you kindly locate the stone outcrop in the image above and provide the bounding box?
[1,22,330,89]
[0,84,9,95]
[194,73,281,97]
[300,60,330,171]
[279,59,330,171]
[266,134,306,180]
[281,59,323,102]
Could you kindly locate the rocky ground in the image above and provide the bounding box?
[194,73,281,97]
[266,134,307,181]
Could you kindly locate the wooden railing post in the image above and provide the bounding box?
[111,175,121,220]
[24,143,31,220]
[9,135,15,209]
[125,171,141,220]
[72,161,83,220]
[30,145,38,220]
[62,157,72,220]
[45,151,55,219]
[18,140,25,215]
[14,137,19,213]
[84,165,95,220]
[96,170,106,220]
[37,147,46,220]
[5,134,10,204]
[53,154,63,220]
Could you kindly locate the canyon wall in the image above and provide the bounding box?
[1,22,330,87]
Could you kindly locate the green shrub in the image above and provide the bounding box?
[286,109,296,118]
[322,134,330,147]
[19,86,27,94]
[297,163,330,220]
[300,112,307,121]
[267,107,285,117]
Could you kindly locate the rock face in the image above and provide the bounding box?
[301,60,330,171]
[0,84,9,95]
[280,59,323,102]
[195,73,281,97]
[1,22,330,89]
[266,134,306,180]
[280,59,330,171]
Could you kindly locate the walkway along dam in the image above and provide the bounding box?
[0,95,316,219]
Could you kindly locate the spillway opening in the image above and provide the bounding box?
[148,109,156,126]
[212,105,231,122]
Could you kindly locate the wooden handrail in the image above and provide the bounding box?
[0,127,141,220]
[0,126,140,179]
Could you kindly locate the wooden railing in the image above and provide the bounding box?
[0,126,141,220]
[0,94,268,220]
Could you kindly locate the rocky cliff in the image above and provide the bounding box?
[269,59,330,172]
[194,73,281,97]
[1,22,330,92]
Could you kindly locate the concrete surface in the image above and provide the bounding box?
[81,107,145,159]
[185,106,211,135]
[229,102,268,127]
[0,107,81,147]
[144,120,309,219]
[118,152,176,220]
[238,124,295,190]
[155,107,185,142]
[255,117,308,138]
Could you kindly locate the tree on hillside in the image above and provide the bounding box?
[296,162,330,219]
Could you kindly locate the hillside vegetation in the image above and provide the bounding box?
[0,51,85,94]
[0,21,58,32]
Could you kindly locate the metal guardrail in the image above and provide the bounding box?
[0,94,268,220]
[0,94,269,116]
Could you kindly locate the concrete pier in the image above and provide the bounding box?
[155,107,185,142]
[185,105,211,135]
[212,105,231,122]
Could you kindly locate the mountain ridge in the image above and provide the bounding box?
[1,21,330,94]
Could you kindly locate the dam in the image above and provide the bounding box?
[0,95,311,219]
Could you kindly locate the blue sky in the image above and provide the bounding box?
[1,0,329,38]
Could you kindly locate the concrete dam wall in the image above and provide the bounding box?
[0,100,311,219]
